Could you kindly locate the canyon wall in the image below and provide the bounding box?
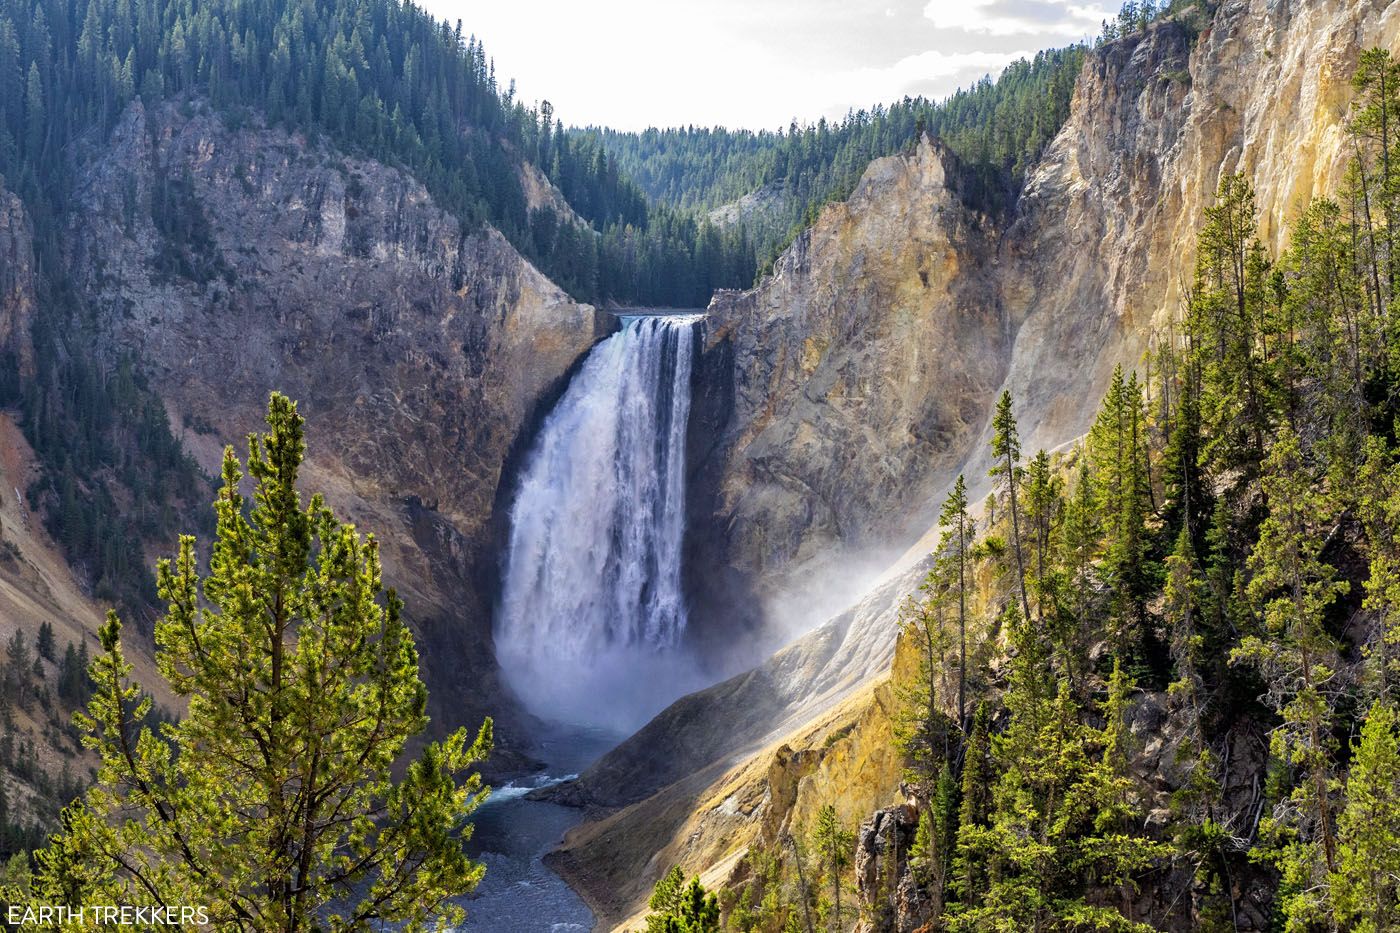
[0,183,35,377]
[560,0,1400,925]
[61,100,604,761]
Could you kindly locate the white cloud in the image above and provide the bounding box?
[812,48,1036,114]
[922,0,1113,38]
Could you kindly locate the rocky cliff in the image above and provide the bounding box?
[60,99,603,763]
[556,1,1400,926]
[686,138,1001,656]
[0,183,35,378]
[1,186,106,827]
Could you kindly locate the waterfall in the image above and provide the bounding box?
[495,313,703,729]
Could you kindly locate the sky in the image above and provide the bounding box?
[421,0,1118,131]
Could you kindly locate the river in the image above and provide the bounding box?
[455,726,620,932]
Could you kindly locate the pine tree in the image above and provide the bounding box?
[811,805,852,932]
[1349,48,1400,315]
[939,474,974,729]
[952,701,993,905]
[1331,701,1400,933]
[1189,174,1278,480]
[22,62,42,163]
[58,642,85,704]
[1024,450,1063,622]
[1201,498,1238,688]
[4,630,30,709]
[1160,362,1208,544]
[991,391,1032,623]
[644,866,721,933]
[1090,368,1154,665]
[1089,365,1132,529]
[896,568,956,787]
[951,664,1165,932]
[1232,428,1348,923]
[20,394,494,930]
[35,622,54,664]
[1357,437,1400,699]
[1164,524,1205,728]
[1058,452,1100,689]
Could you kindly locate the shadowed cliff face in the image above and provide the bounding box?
[561,2,1400,927]
[0,184,36,377]
[61,100,602,762]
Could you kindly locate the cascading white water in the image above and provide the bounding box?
[495,314,704,729]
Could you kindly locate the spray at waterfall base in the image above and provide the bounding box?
[496,314,708,732]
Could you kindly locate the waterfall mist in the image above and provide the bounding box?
[495,314,706,732]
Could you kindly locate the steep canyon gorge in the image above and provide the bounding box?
[552,0,1400,928]
[1,0,1399,929]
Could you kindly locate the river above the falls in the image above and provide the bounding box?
[454,725,619,932]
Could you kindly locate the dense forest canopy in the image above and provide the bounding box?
[0,0,753,306]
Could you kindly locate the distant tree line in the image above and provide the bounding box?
[586,0,1220,276]
[0,0,757,306]
[0,622,93,863]
[584,46,1089,275]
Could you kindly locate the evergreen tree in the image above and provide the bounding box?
[58,640,90,706]
[990,391,1032,623]
[1188,174,1279,480]
[1058,451,1100,689]
[18,394,494,930]
[896,575,955,788]
[1349,48,1400,325]
[952,701,993,905]
[644,866,721,933]
[1357,437,1400,699]
[1232,427,1348,925]
[1024,450,1063,622]
[939,474,974,729]
[1089,367,1154,665]
[1331,700,1400,933]
[35,622,54,663]
[810,805,852,932]
[951,660,1165,932]
[1160,362,1208,544]
[1164,523,1205,728]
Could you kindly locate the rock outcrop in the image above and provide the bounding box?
[688,138,1001,652]
[556,1,1400,926]
[0,182,35,377]
[62,99,603,762]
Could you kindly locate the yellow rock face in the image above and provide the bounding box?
[557,2,1400,928]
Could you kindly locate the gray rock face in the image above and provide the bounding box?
[0,183,35,377]
[64,99,602,760]
[853,802,921,933]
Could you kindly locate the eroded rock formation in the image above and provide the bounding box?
[63,99,604,761]
[556,1,1400,927]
